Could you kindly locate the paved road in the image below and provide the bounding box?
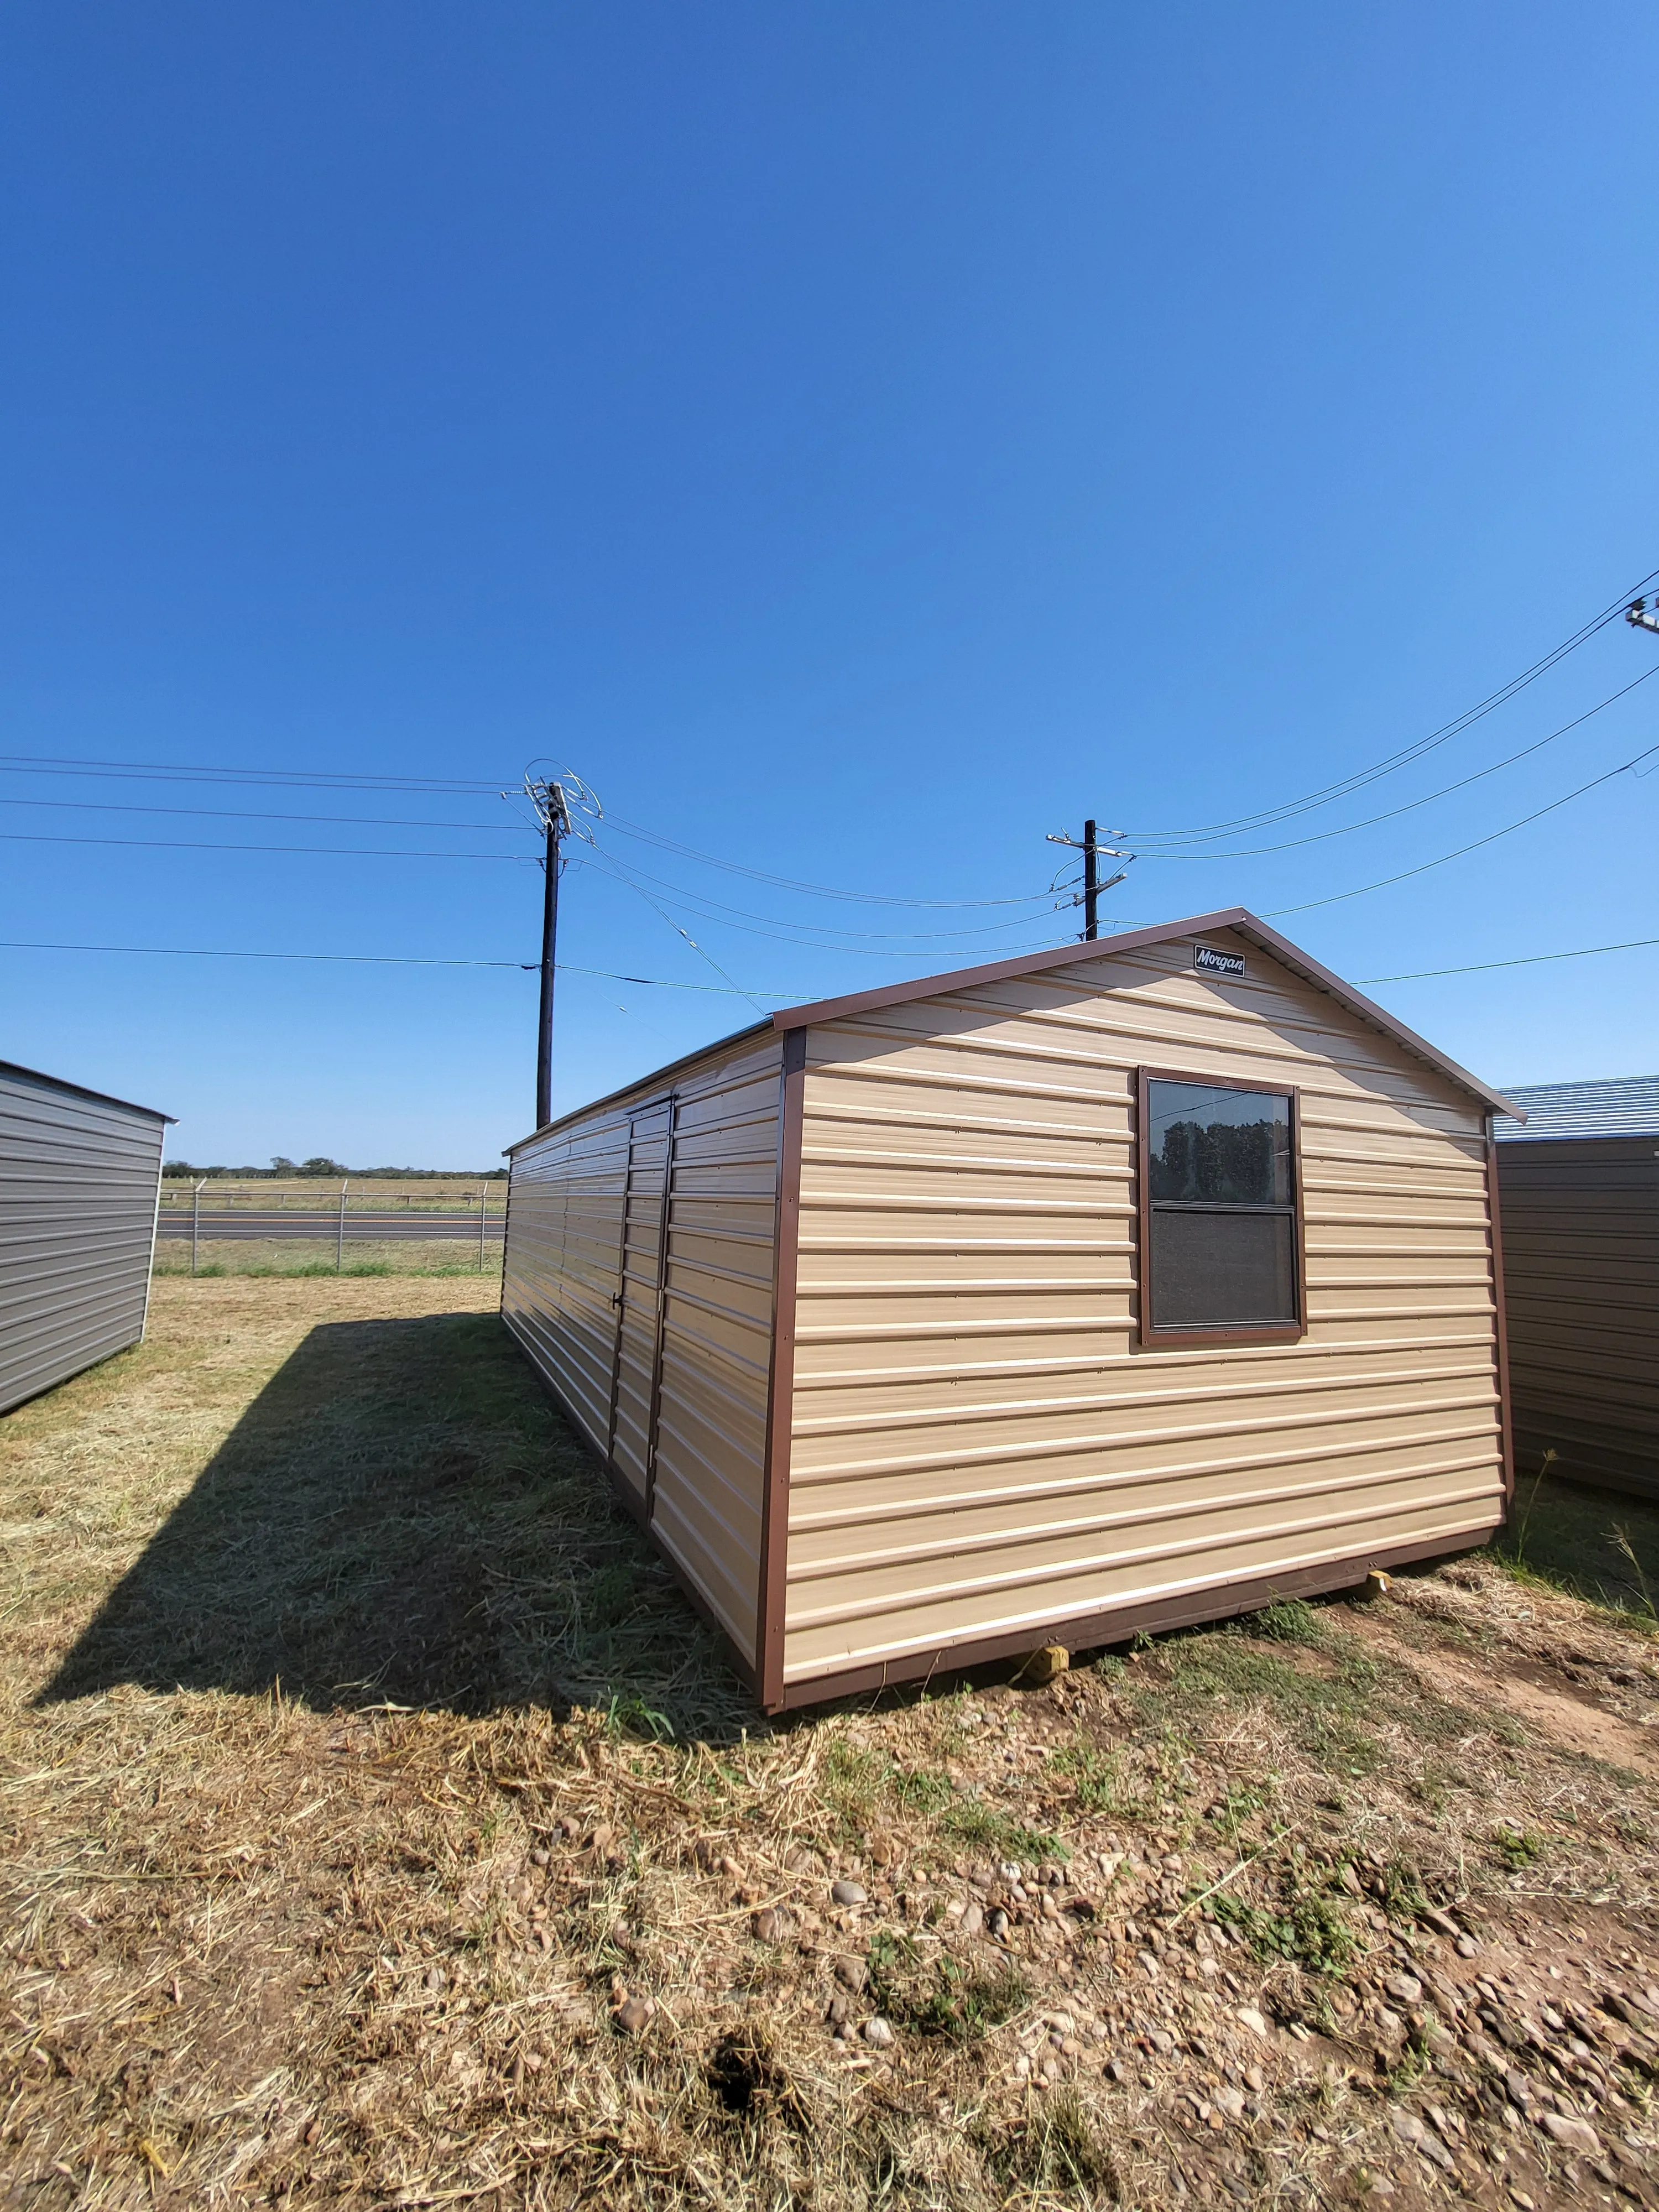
[157,1211,505,1242]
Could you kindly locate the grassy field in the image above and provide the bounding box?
[152,1238,503,1279]
[159,1179,503,1215]
[3,1279,1657,2210]
[1499,1461,1659,1622]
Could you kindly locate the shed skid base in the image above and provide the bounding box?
[771,1530,1498,1713]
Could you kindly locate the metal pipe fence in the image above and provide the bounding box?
[156,1180,506,1274]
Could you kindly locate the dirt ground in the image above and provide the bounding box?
[2,1277,1657,2210]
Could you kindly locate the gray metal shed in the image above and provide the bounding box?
[1493,1076,1659,1500]
[504,910,1519,1710]
[0,1060,174,1416]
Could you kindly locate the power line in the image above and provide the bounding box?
[0,795,531,833]
[601,864,772,1016]
[0,831,529,862]
[1360,933,1659,984]
[577,852,1097,957]
[0,750,1079,912]
[1265,733,1659,919]
[9,926,1655,998]
[0,752,504,793]
[0,937,801,994]
[581,842,1086,943]
[1126,662,1659,860]
[598,807,1078,909]
[1124,564,1659,844]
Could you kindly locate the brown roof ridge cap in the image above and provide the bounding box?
[765,907,1521,1119]
[764,909,1254,1031]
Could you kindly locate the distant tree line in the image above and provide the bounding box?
[163,1156,508,1180]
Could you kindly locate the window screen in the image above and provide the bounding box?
[1145,1079,1298,1331]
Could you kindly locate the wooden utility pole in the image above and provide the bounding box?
[533,780,571,1131]
[1046,823,1135,940]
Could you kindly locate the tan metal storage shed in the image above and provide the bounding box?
[1,1059,174,1417]
[1493,1076,1659,1501]
[502,909,1519,1710]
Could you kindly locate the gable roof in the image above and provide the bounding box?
[508,907,1520,1150]
[0,1058,175,1124]
[769,907,1522,1119]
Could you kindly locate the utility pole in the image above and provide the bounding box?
[1628,598,1659,636]
[1046,823,1135,941]
[531,779,570,1131]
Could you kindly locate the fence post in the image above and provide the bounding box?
[478,1182,487,1272]
[192,1178,205,1277]
[337,1178,348,1274]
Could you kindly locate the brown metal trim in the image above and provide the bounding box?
[641,1093,680,1526]
[1133,1064,1307,1352]
[756,1027,808,1712]
[768,911,1259,1032]
[1485,1131,1516,1510]
[772,1529,1495,1711]
[505,914,1519,1170]
[765,911,1520,1121]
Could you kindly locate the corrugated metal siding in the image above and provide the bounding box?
[503,1032,784,1665]
[781,927,1504,1687]
[1493,1074,1659,1142]
[1496,1135,1659,1499]
[0,1065,168,1416]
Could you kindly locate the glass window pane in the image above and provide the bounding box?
[1150,1209,1297,1328]
[1147,1081,1292,1206]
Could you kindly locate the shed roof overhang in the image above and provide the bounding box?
[0,1058,176,1124]
[768,908,1525,1120]
[505,907,1522,1151]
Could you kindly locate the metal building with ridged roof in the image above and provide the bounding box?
[0,1060,173,1416]
[1494,1074,1659,1500]
[503,910,1520,1709]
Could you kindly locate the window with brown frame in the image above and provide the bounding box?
[1138,1071,1303,1342]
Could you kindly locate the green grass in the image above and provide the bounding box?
[816,1743,1069,1864]
[1152,1623,1384,1773]
[1492,1463,1659,1623]
[935,1801,1070,1864]
[154,1238,504,1280]
[1211,1880,1358,1976]
[1049,1742,1140,1816]
[1491,1822,1546,1870]
[1243,1597,1332,1646]
[865,1931,1029,2042]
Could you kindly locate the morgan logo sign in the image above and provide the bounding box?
[1192,943,1246,978]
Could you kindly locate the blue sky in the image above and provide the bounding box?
[2,4,1656,1166]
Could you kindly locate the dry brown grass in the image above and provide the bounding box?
[3,1279,1658,2210]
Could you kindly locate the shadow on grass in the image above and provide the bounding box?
[1492,1463,1659,1622]
[43,1312,753,1734]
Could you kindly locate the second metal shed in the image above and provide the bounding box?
[503,909,1519,1710]
[1493,1076,1659,1501]
[0,1060,174,1416]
